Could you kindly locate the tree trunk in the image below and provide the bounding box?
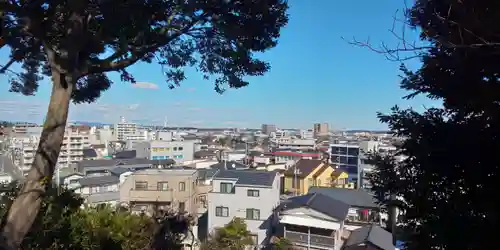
[0,70,74,250]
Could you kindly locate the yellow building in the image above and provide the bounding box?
[283,159,335,195]
[330,170,355,189]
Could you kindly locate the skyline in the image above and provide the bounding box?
[0,1,440,130]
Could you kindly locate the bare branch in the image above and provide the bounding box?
[345,3,500,61]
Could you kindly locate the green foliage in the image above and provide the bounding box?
[0,0,289,101]
[367,1,500,250]
[201,218,253,250]
[269,237,294,250]
[0,182,190,250]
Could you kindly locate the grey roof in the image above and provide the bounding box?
[210,161,249,170]
[213,170,276,187]
[151,159,176,166]
[344,224,394,250]
[308,187,378,208]
[78,175,119,187]
[108,167,132,176]
[113,150,136,159]
[78,158,152,168]
[83,148,98,158]
[86,191,120,204]
[278,193,350,220]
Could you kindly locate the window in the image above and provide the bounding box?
[178,202,185,213]
[317,179,322,186]
[246,209,260,220]
[215,206,229,217]
[347,156,358,165]
[165,147,170,151]
[157,182,169,191]
[179,182,186,191]
[173,147,178,151]
[178,147,183,151]
[220,182,233,193]
[308,178,314,187]
[247,189,260,197]
[135,181,148,190]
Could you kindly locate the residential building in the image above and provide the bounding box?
[262,124,277,135]
[272,191,386,250]
[275,138,316,150]
[132,140,195,163]
[329,144,361,188]
[120,168,199,215]
[342,224,395,250]
[8,125,90,172]
[273,150,323,164]
[313,123,329,137]
[300,129,314,139]
[331,171,354,189]
[207,170,281,247]
[115,116,140,141]
[283,159,334,195]
[77,158,152,176]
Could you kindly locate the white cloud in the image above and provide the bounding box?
[132,82,159,89]
[185,87,196,92]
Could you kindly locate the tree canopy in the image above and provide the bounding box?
[0,182,193,250]
[366,1,500,250]
[0,1,289,248]
[201,217,253,250]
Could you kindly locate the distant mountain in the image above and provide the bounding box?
[345,130,390,134]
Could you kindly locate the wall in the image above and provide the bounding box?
[75,183,118,195]
[284,176,305,194]
[208,176,281,246]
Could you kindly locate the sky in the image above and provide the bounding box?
[0,1,439,130]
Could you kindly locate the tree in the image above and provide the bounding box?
[201,218,253,250]
[364,1,500,250]
[0,1,289,248]
[0,182,192,250]
[268,237,295,250]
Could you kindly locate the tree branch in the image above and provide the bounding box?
[345,4,500,61]
[84,14,208,75]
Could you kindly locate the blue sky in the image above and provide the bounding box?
[0,1,438,130]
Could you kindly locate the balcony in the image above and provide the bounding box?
[286,231,335,249]
[128,189,174,202]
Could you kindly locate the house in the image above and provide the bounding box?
[120,168,199,215]
[331,170,354,189]
[342,224,395,250]
[77,158,152,176]
[195,169,218,215]
[207,170,281,248]
[283,159,334,195]
[308,187,380,231]
[272,192,383,250]
[74,175,120,195]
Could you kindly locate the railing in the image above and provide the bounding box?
[286,231,335,248]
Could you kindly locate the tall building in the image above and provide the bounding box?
[8,125,90,172]
[131,140,195,163]
[313,123,329,137]
[329,143,360,188]
[115,116,142,141]
[261,124,277,135]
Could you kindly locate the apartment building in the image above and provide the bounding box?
[313,123,329,137]
[330,143,361,187]
[132,140,195,163]
[120,169,199,215]
[9,125,90,172]
[115,116,141,141]
[261,124,277,135]
[275,138,316,150]
[207,170,281,247]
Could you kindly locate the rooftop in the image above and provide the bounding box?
[213,170,277,187]
[308,187,378,208]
